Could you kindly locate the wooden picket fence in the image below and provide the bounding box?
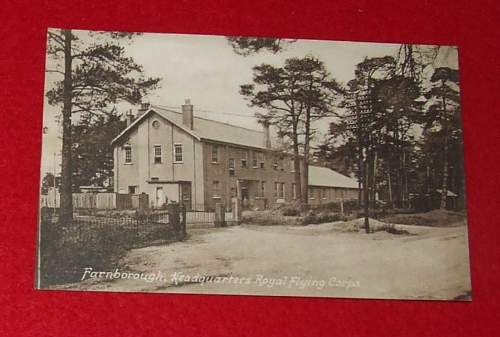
[41,192,119,210]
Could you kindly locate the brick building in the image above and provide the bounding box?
[111,100,358,210]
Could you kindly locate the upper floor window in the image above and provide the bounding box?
[290,159,295,172]
[228,158,235,176]
[154,145,162,164]
[252,152,258,168]
[174,144,183,163]
[124,146,132,164]
[258,152,265,168]
[241,151,248,168]
[211,145,219,163]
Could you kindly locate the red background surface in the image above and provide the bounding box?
[1,1,499,336]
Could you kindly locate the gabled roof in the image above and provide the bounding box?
[308,166,358,189]
[111,105,267,149]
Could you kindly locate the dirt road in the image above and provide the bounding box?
[60,222,471,300]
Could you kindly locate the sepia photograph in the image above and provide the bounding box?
[37,28,470,300]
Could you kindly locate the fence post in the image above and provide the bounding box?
[180,203,187,239]
[214,202,226,227]
[167,203,181,240]
[232,198,242,225]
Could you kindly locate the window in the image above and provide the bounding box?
[174,144,183,162]
[212,180,220,197]
[128,186,137,194]
[260,181,266,197]
[252,152,258,168]
[211,145,219,163]
[241,151,248,168]
[290,159,295,172]
[292,183,297,200]
[228,158,235,176]
[152,120,160,129]
[322,188,328,199]
[124,146,132,163]
[258,152,265,168]
[274,182,284,198]
[154,145,162,164]
[273,160,278,170]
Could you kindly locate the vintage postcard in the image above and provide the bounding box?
[37,29,471,300]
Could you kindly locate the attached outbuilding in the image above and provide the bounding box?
[307,166,359,206]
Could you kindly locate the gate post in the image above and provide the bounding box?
[167,203,181,240]
[232,197,242,225]
[180,203,187,239]
[214,202,226,227]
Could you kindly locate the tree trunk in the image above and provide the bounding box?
[362,151,370,233]
[292,122,303,204]
[371,150,378,206]
[59,29,73,224]
[302,108,311,203]
[387,168,393,207]
[440,87,449,209]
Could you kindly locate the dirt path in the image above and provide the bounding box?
[59,222,471,300]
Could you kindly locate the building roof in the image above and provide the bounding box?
[112,105,267,149]
[308,166,359,189]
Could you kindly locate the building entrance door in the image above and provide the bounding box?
[155,187,165,208]
[180,183,192,210]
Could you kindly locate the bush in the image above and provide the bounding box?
[282,207,301,216]
[38,221,132,287]
[302,211,343,225]
[242,211,302,226]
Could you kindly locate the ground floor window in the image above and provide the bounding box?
[128,186,138,194]
[292,183,297,200]
[274,182,285,198]
[212,180,220,197]
[260,181,266,197]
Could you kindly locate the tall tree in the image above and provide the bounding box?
[240,56,341,204]
[41,172,56,195]
[240,61,305,202]
[227,36,295,56]
[46,29,160,223]
[424,67,460,209]
[72,109,126,190]
[294,57,342,201]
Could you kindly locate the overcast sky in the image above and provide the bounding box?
[41,30,458,177]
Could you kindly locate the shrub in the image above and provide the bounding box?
[282,207,301,216]
[302,211,343,225]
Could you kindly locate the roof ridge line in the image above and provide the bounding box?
[151,104,264,134]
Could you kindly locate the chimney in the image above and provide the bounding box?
[182,99,194,130]
[126,109,135,126]
[262,121,271,149]
[137,101,150,118]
